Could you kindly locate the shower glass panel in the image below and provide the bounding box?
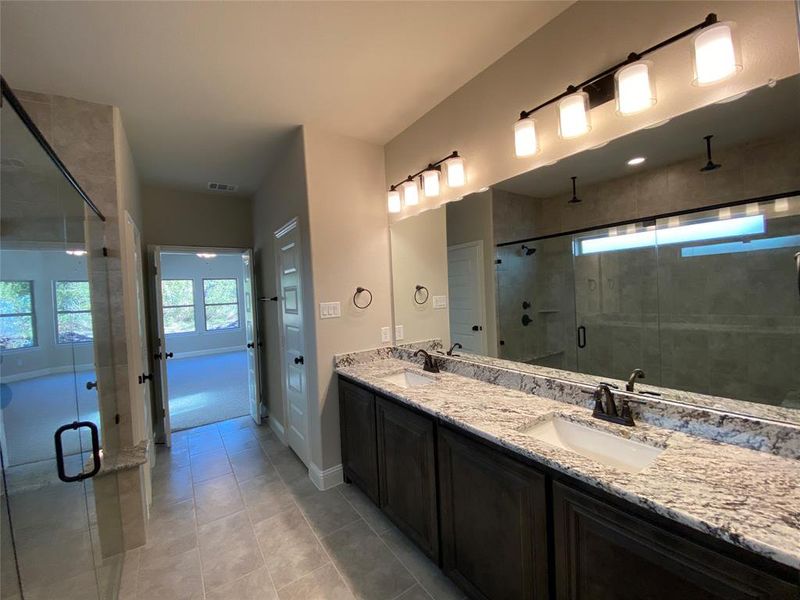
[573,222,661,383]
[655,197,800,406]
[496,235,577,371]
[1,89,124,598]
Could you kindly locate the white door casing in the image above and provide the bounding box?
[241,249,261,425]
[150,247,172,446]
[447,241,488,355]
[274,219,309,466]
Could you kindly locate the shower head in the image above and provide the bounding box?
[521,244,536,256]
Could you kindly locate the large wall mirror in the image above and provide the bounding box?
[390,73,800,419]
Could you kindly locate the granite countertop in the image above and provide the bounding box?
[337,358,800,570]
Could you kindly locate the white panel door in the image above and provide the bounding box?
[447,241,487,355]
[241,249,261,424]
[275,220,309,465]
[151,247,172,446]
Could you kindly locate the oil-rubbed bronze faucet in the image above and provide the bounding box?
[413,349,440,373]
[591,382,635,426]
[626,368,646,392]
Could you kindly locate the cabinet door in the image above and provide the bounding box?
[553,481,797,600]
[338,379,379,503]
[376,398,438,560]
[438,427,548,600]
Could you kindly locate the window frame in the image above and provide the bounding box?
[161,278,197,335]
[54,279,93,345]
[0,279,37,351]
[202,277,241,332]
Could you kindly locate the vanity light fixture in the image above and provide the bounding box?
[421,166,441,197]
[387,151,463,212]
[514,14,736,155]
[692,22,741,86]
[627,156,646,166]
[387,187,402,213]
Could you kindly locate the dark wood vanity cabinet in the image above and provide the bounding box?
[375,397,438,560]
[437,426,549,600]
[552,482,797,600]
[338,378,380,503]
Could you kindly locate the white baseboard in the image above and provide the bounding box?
[309,462,343,491]
[1,363,94,383]
[269,417,286,443]
[172,346,244,360]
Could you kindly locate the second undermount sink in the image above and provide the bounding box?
[520,416,663,474]
[382,370,437,389]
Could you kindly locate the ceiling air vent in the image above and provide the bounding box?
[207,182,238,192]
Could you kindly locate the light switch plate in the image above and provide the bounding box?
[395,325,404,341]
[319,301,341,319]
[381,327,391,343]
[433,295,448,309]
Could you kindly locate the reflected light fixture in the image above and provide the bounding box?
[196,253,217,259]
[66,249,87,256]
[568,176,581,204]
[627,156,646,166]
[401,177,419,206]
[558,92,591,139]
[615,60,656,115]
[444,153,466,187]
[387,187,401,213]
[514,117,539,157]
[421,167,441,197]
[700,134,721,172]
[692,22,741,86]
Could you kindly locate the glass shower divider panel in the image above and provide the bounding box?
[572,222,661,383]
[0,88,124,599]
[654,196,800,406]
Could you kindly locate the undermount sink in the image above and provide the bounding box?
[520,416,663,474]
[382,370,437,389]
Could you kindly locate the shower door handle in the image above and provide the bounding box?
[795,252,800,298]
[577,326,587,348]
[54,421,101,482]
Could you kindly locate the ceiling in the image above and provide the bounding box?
[1,1,572,196]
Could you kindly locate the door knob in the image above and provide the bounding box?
[247,342,255,348]
[85,381,97,390]
[165,352,174,359]
[471,325,483,331]
[294,356,304,365]
[140,373,153,383]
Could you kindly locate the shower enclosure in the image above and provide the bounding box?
[497,194,800,409]
[1,82,124,598]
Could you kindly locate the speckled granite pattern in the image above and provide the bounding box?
[337,358,800,570]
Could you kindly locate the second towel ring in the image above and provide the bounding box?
[414,285,429,305]
[353,286,373,309]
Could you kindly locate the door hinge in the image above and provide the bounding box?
[114,413,120,425]
[162,408,166,418]
[102,247,109,257]
[153,266,158,275]
[495,259,502,265]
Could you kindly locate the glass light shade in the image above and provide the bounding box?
[401,179,419,206]
[421,169,440,197]
[445,155,466,187]
[692,22,741,86]
[615,61,656,115]
[558,92,591,139]
[387,189,401,213]
[514,117,539,157]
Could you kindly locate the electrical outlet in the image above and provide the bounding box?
[319,301,341,319]
[395,325,404,341]
[381,327,391,343]
[433,295,447,309]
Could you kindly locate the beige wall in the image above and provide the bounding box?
[446,190,498,354]
[391,208,450,347]
[303,126,392,471]
[141,186,253,249]
[252,127,313,437]
[385,1,800,221]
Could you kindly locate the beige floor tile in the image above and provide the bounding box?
[189,449,232,483]
[395,584,435,600]
[221,427,260,454]
[294,486,361,537]
[339,483,394,535]
[205,566,278,600]
[229,447,277,483]
[136,547,203,600]
[151,465,193,508]
[277,563,355,600]
[240,474,295,524]
[193,473,243,525]
[197,510,263,592]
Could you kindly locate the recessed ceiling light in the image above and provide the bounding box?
[627,157,646,166]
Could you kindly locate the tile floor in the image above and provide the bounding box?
[120,416,465,600]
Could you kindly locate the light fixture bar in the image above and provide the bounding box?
[517,13,719,121]
[388,150,461,194]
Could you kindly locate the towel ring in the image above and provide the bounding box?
[353,286,373,309]
[414,285,429,305]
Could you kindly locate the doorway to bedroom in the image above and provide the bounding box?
[150,247,261,439]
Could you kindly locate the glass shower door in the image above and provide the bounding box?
[572,223,661,383]
[1,87,123,599]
